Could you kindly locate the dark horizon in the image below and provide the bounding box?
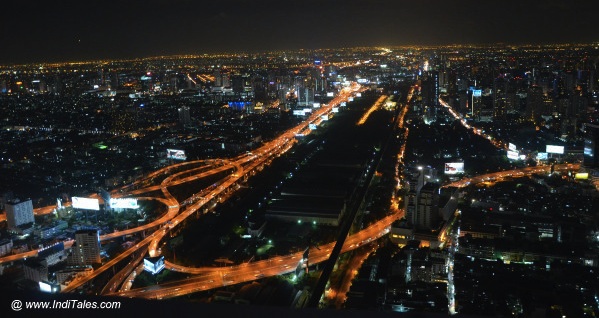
[1,0,599,64]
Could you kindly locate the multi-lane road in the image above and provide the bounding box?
[1,83,581,301]
[15,83,361,293]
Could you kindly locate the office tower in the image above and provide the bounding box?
[231,74,244,94]
[493,77,508,119]
[5,199,35,230]
[23,259,48,283]
[405,166,437,228]
[178,106,191,126]
[583,123,599,168]
[415,183,440,230]
[525,86,544,124]
[72,229,101,265]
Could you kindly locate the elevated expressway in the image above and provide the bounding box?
[39,83,362,293]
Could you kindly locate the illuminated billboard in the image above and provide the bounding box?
[313,103,321,108]
[72,197,100,211]
[109,198,139,209]
[326,92,334,97]
[356,92,362,97]
[537,152,548,160]
[348,97,354,102]
[309,123,317,130]
[39,281,60,293]
[575,173,589,180]
[321,115,329,121]
[507,150,519,160]
[340,102,347,107]
[546,145,564,154]
[472,90,482,97]
[167,149,187,160]
[292,110,306,116]
[144,256,165,275]
[508,143,517,151]
[332,107,339,113]
[444,162,464,174]
[303,108,312,113]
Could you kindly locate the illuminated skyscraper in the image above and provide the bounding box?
[72,229,101,265]
[5,199,34,231]
[583,123,599,168]
[178,106,191,126]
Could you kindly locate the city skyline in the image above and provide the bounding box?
[2,0,599,64]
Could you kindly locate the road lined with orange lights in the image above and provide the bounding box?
[61,83,364,293]
[357,95,387,125]
[109,211,398,299]
[442,163,580,188]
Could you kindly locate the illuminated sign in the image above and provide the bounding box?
[340,102,347,107]
[508,143,517,151]
[357,79,369,84]
[321,115,329,121]
[326,92,334,97]
[144,256,165,275]
[39,281,60,293]
[109,198,139,209]
[507,150,519,160]
[72,197,100,211]
[536,152,548,160]
[303,108,312,113]
[313,103,321,108]
[444,162,464,175]
[309,124,317,130]
[356,93,362,97]
[167,149,187,160]
[546,145,564,154]
[472,90,482,97]
[348,97,354,102]
[332,107,339,113]
[575,173,589,180]
[293,110,305,116]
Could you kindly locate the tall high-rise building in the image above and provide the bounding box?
[405,166,438,229]
[583,123,599,168]
[414,183,440,230]
[5,199,35,230]
[525,86,544,123]
[178,106,191,126]
[72,229,101,265]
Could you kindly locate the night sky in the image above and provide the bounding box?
[1,0,598,64]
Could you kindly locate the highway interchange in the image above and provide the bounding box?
[0,84,582,301]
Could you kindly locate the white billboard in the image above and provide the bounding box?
[444,162,464,174]
[72,197,100,211]
[537,152,548,160]
[167,149,187,160]
[340,102,347,107]
[508,143,517,151]
[321,115,329,121]
[302,108,312,113]
[507,150,519,160]
[332,107,339,113]
[348,97,354,102]
[143,256,165,275]
[309,123,317,130]
[313,103,321,108]
[546,145,564,154]
[292,110,306,116]
[326,92,334,97]
[110,198,139,209]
